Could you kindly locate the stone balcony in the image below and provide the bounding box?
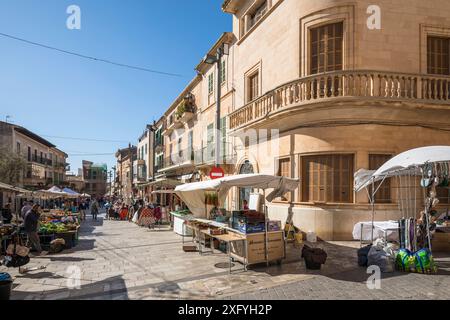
[229,70,450,131]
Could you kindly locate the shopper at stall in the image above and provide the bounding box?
[1,203,13,224]
[21,201,33,219]
[24,204,47,256]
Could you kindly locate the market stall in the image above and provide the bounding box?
[354,146,450,273]
[148,179,183,221]
[38,209,81,250]
[173,174,299,271]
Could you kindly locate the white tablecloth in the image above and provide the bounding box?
[353,221,399,242]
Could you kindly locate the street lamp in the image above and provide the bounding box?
[202,43,229,168]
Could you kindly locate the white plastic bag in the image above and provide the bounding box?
[368,244,395,273]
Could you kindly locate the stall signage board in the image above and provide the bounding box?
[210,167,225,180]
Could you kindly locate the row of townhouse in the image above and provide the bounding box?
[131,0,450,240]
[0,120,69,207]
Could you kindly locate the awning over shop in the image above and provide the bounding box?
[174,174,300,218]
[355,146,450,192]
[0,182,32,194]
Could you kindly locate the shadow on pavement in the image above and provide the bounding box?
[12,275,129,300]
[246,241,450,282]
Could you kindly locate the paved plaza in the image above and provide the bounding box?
[2,212,449,300]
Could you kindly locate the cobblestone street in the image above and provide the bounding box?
[2,212,449,300]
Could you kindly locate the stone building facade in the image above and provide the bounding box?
[224,0,450,240]
[137,0,450,240]
[0,120,68,190]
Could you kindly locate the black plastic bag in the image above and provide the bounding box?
[357,244,373,267]
[4,255,30,268]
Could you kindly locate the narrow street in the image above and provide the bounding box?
[3,210,450,300]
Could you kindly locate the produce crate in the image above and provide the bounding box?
[55,232,76,249]
[38,234,56,251]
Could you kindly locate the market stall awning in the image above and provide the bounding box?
[62,188,81,198]
[174,174,300,217]
[355,146,450,192]
[0,182,32,194]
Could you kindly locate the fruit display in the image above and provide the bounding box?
[0,225,15,237]
[39,222,69,234]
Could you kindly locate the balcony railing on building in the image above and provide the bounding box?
[193,143,237,167]
[229,70,450,130]
[158,143,236,172]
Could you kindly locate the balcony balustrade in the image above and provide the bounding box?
[229,70,450,130]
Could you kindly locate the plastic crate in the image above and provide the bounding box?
[231,212,266,234]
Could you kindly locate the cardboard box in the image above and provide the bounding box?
[230,231,285,265]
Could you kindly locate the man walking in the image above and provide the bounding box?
[24,204,47,256]
[91,199,99,221]
[21,201,32,219]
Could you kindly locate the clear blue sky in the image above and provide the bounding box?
[0,0,230,173]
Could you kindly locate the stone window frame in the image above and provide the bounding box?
[239,0,273,39]
[420,24,450,74]
[299,4,356,77]
[244,61,262,103]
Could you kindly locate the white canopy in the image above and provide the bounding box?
[35,186,69,199]
[355,146,450,192]
[174,174,300,217]
[48,186,63,193]
[81,193,91,198]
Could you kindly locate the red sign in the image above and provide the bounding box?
[210,166,225,180]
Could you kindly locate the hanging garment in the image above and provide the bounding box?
[119,208,128,220]
[138,208,156,227]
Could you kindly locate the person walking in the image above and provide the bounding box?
[24,204,47,256]
[78,201,87,221]
[1,203,13,224]
[91,199,99,221]
[21,201,32,219]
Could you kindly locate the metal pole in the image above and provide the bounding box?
[371,177,375,244]
[215,48,222,168]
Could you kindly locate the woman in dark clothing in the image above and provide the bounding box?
[2,203,13,224]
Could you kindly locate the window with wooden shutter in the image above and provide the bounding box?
[301,154,354,203]
[310,22,343,75]
[369,154,392,203]
[208,73,214,94]
[248,72,259,102]
[428,36,450,75]
[277,158,292,201]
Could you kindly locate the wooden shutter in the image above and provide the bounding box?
[277,158,292,201]
[248,72,259,102]
[302,154,354,203]
[428,36,450,75]
[310,22,343,75]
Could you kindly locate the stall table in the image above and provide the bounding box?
[171,211,195,237]
[183,218,286,272]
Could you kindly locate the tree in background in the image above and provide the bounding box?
[0,147,27,185]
